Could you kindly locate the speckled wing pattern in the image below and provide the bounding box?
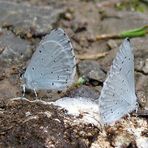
[98,39,137,125]
[23,28,76,90]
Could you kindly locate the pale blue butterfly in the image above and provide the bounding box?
[22,28,76,92]
[98,39,138,125]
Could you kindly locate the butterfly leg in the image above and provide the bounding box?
[22,84,26,97]
[127,113,131,120]
[33,88,38,98]
[135,103,139,113]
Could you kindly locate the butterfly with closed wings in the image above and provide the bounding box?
[22,28,76,92]
[98,38,138,125]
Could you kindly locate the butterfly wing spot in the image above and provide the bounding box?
[111,109,113,113]
[128,58,130,60]
[124,56,127,59]
[32,67,35,70]
[119,68,122,71]
[39,50,42,53]
[127,70,131,75]
[122,61,124,64]
[51,71,53,74]
[65,79,68,83]
[52,83,54,85]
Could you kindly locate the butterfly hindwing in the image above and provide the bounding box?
[23,28,76,90]
[99,72,137,124]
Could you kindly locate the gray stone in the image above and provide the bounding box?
[0,1,64,35]
[143,58,148,74]
[78,60,106,82]
[135,58,145,71]
[100,9,148,34]
[0,29,32,63]
[67,85,101,101]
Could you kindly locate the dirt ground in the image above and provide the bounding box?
[0,0,148,147]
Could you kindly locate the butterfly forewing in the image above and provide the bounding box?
[23,28,76,90]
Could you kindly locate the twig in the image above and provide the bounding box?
[76,52,108,60]
[96,25,148,41]
[96,34,120,40]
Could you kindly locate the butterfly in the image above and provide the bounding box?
[22,28,76,92]
[98,39,138,125]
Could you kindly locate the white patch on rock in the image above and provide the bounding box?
[52,97,100,126]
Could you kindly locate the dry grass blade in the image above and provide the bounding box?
[77,52,108,60]
[96,34,120,40]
